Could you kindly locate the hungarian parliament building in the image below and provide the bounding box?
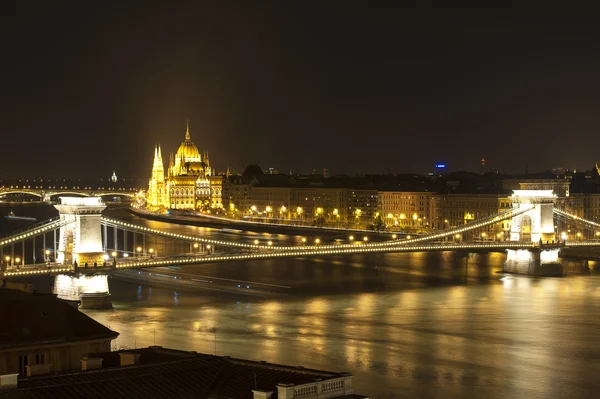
[146,122,223,211]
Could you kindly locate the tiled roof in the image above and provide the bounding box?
[0,289,118,349]
[2,347,355,399]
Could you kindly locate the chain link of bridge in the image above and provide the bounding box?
[2,193,600,307]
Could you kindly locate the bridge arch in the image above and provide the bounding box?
[0,190,43,198]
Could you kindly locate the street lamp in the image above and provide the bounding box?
[363,236,368,242]
[392,234,397,239]
[45,249,51,264]
[253,239,259,245]
[315,238,321,244]
[406,235,412,240]
[136,246,143,257]
[15,257,21,267]
[301,237,307,244]
[349,235,354,241]
[481,232,487,241]
[267,241,272,246]
[148,248,154,258]
[193,242,199,252]
[206,244,211,254]
[4,255,10,267]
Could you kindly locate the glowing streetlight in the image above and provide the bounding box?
[111,251,117,258]
[333,208,339,216]
[4,255,10,266]
[315,238,321,244]
[265,206,272,213]
[123,253,129,258]
[253,239,259,245]
[267,241,273,246]
[15,257,20,266]
[149,248,154,258]
[136,246,142,256]
[561,232,567,240]
[193,242,199,249]
[412,213,418,220]
[392,234,397,239]
[363,236,368,242]
[349,235,354,241]
[406,235,411,240]
[301,237,307,243]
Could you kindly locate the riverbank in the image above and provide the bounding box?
[129,206,394,239]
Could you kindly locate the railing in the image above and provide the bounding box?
[292,376,350,398]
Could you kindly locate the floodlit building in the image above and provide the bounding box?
[146,122,223,212]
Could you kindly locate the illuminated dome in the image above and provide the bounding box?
[175,123,201,162]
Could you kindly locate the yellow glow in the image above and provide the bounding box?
[392,234,397,239]
[387,213,393,218]
[412,213,418,220]
[296,207,303,215]
[481,232,486,238]
[251,205,257,212]
[301,237,307,243]
[193,242,199,248]
[406,235,411,240]
[45,250,50,255]
[266,206,272,213]
[136,246,142,252]
[267,241,273,246]
[349,235,354,241]
[333,208,339,216]
[254,239,259,245]
[280,205,287,213]
[315,238,321,244]
[363,236,368,242]
[4,256,10,262]
[111,251,117,257]
[577,232,582,237]
[399,214,406,220]
[206,244,211,249]
[316,207,323,215]
[444,219,448,223]
[15,257,20,264]
[561,232,567,240]
[148,248,154,254]
[455,234,461,238]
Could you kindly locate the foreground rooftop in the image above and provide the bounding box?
[1,346,367,399]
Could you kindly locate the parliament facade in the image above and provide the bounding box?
[146,123,222,211]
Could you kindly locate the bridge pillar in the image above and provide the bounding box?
[509,190,556,243]
[504,248,562,276]
[53,274,112,309]
[53,197,106,266]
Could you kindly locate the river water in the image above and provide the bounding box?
[2,203,600,398]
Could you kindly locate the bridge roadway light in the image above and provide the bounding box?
[253,239,259,245]
[149,248,154,258]
[315,238,321,244]
[363,236,368,242]
[4,256,10,266]
[406,235,411,240]
[301,237,307,244]
[15,257,20,266]
[392,234,397,239]
[136,246,143,256]
[267,241,273,246]
[349,235,354,241]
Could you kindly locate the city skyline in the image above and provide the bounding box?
[4,5,600,177]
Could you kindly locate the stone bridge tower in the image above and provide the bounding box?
[54,197,106,265]
[510,189,556,243]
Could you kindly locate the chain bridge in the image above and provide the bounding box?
[1,191,599,308]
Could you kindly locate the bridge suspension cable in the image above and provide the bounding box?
[0,217,73,247]
[553,208,600,229]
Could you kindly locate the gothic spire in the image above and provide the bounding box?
[185,119,191,141]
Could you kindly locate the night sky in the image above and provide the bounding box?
[3,4,600,179]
